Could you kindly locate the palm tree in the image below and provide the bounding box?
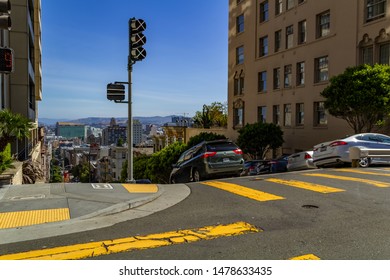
[0,109,34,152]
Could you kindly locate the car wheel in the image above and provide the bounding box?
[192,169,201,182]
[359,157,370,168]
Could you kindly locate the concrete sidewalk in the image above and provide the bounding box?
[0,182,190,245]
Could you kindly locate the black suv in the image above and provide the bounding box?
[169,139,244,183]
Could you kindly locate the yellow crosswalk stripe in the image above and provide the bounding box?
[289,254,321,260]
[304,173,390,188]
[266,178,345,193]
[334,168,390,177]
[0,221,260,260]
[202,181,285,202]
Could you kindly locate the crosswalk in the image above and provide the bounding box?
[200,168,390,202]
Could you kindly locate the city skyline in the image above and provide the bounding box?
[40,0,228,119]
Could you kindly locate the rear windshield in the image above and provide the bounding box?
[206,142,238,152]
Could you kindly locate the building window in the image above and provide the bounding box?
[233,99,244,128]
[296,61,305,86]
[234,76,245,95]
[284,65,292,88]
[298,20,306,44]
[366,0,386,22]
[287,0,294,10]
[362,46,374,65]
[234,70,244,95]
[379,43,390,65]
[275,30,282,52]
[236,46,244,64]
[258,71,267,92]
[317,11,330,38]
[275,0,283,15]
[260,0,269,23]
[286,25,294,49]
[315,56,329,83]
[284,104,292,126]
[314,101,327,126]
[259,36,268,57]
[273,105,281,125]
[258,106,267,123]
[273,67,281,89]
[296,103,304,126]
[237,14,244,34]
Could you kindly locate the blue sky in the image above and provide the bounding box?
[40,0,228,120]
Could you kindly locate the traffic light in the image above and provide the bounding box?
[129,18,146,63]
[0,47,13,73]
[0,0,11,30]
[107,83,125,101]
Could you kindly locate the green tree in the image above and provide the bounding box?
[186,132,227,148]
[50,165,63,183]
[237,122,284,159]
[0,109,34,152]
[144,142,187,183]
[193,102,227,128]
[321,64,390,133]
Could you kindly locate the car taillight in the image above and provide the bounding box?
[233,148,243,155]
[201,151,217,158]
[304,153,312,159]
[329,141,348,147]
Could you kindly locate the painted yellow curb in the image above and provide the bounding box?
[0,221,260,260]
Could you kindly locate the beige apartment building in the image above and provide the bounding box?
[228,0,390,154]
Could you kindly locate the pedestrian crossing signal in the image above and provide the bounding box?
[0,47,13,73]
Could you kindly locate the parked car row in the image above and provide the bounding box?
[170,133,390,183]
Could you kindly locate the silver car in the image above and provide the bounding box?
[313,133,390,168]
[287,151,316,171]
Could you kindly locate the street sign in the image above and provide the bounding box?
[107,83,125,101]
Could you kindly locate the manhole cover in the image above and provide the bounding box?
[302,204,319,209]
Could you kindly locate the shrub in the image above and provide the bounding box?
[0,143,13,173]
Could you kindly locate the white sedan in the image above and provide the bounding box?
[313,133,390,168]
[287,151,316,171]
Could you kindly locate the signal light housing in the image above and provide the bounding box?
[0,47,14,73]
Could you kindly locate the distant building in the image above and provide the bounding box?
[110,146,127,181]
[102,118,143,146]
[102,118,127,146]
[133,119,142,146]
[56,122,86,140]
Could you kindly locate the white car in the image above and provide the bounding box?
[287,151,316,171]
[313,133,390,168]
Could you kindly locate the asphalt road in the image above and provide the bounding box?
[0,167,389,260]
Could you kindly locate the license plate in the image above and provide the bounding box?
[320,146,327,152]
[223,158,230,162]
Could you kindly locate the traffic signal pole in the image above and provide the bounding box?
[127,22,134,182]
[107,17,146,183]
